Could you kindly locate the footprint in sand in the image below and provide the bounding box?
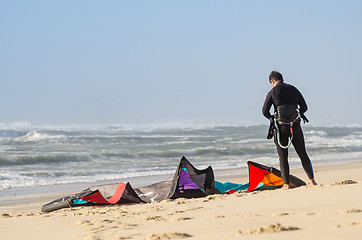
[332,180,357,185]
[348,221,362,227]
[168,210,185,215]
[234,192,249,198]
[303,212,316,216]
[176,199,188,204]
[149,206,164,212]
[337,221,362,228]
[146,232,192,240]
[337,209,362,214]
[187,207,203,211]
[203,195,218,202]
[141,215,166,222]
[76,220,93,227]
[84,235,101,240]
[243,213,262,217]
[111,235,134,240]
[121,223,138,229]
[237,223,300,235]
[170,217,193,222]
[270,212,290,217]
[1,213,12,218]
[72,212,83,216]
[2,212,38,218]
[77,219,138,231]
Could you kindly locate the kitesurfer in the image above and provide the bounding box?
[262,71,317,189]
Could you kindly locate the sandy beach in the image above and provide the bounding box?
[1,160,362,240]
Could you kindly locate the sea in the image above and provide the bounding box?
[1,122,362,193]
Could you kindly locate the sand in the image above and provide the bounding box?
[1,160,362,240]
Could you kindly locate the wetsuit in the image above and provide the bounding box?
[262,82,314,184]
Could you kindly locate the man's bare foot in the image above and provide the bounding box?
[281,184,290,190]
[310,178,317,185]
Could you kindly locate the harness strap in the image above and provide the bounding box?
[276,109,301,125]
[274,118,293,149]
[273,108,301,149]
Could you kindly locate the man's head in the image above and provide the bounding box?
[269,71,284,87]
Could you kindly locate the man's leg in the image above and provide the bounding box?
[274,125,290,186]
[292,124,316,184]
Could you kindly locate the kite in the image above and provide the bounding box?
[41,157,306,212]
[247,161,306,191]
[41,157,218,212]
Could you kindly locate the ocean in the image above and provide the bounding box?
[1,122,362,191]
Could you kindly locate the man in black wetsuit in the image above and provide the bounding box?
[262,71,317,189]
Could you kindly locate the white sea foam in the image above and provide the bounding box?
[0,122,361,191]
[307,133,362,150]
[305,130,328,137]
[14,131,68,142]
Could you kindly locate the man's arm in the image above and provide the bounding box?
[262,92,273,119]
[297,90,309,123]
[298,92,308,114]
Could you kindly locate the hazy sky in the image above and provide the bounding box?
[1,1,361,125]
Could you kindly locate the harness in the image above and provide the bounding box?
[273,105,301,149]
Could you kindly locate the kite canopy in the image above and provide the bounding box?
[247,161,306,192]
[41,158,307,212]
[41,156,218,212]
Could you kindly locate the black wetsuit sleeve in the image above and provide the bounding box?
[262,91,273,119]
[297,91,308,114]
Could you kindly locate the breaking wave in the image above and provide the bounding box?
[0,122,361,190]
[14,131,69,142]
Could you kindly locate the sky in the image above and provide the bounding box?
[1,0,362,126]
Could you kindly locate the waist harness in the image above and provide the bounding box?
[274,105,301,149]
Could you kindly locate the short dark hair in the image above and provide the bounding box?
[269,71,284,83]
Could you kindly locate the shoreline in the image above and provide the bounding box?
[3,152,361,198]
[1,158,361,214]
